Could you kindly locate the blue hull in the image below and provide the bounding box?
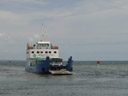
[25,57,73,74]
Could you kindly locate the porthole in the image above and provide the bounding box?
[45,51,48,54]
[54,51,57,54]
[41,51,43,53]
[32,51,34,53]
[37,51,39,54]
[49,51,51,53]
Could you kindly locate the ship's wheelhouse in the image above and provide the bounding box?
[36,41,51,49]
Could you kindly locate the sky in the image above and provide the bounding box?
[0,0,128,61]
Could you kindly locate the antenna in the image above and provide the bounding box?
[41,24,46,41]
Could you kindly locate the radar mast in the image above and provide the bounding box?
[41,24,46,41]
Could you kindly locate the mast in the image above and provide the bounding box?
[41,24,46,41]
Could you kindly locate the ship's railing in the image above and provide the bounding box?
[27,45,59,50]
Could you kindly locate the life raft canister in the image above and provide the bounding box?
[28,46,33,49]
[51,46,59,49]
[54,46,58,49]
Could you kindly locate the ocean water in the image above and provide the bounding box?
[0,61,128,96]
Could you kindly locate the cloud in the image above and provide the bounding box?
[20,0,46,5]
[67,0,128,18]
[0,32,4,37]
[0,0,128,60]
[0,10,26,25]
[0,8,74,26]
[0,32,14,44]
[0,32,8,40]
[3,0,46,5]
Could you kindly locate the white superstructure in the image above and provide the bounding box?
[26,41,59,59]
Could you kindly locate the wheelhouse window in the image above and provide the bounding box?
[37,43,50,49]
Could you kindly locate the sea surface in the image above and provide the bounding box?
[0,61,128,96]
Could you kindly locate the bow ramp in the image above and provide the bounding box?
[50,69,73,75]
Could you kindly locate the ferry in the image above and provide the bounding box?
[25,37,73,75]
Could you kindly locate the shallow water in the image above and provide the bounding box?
[0,61,128,96]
